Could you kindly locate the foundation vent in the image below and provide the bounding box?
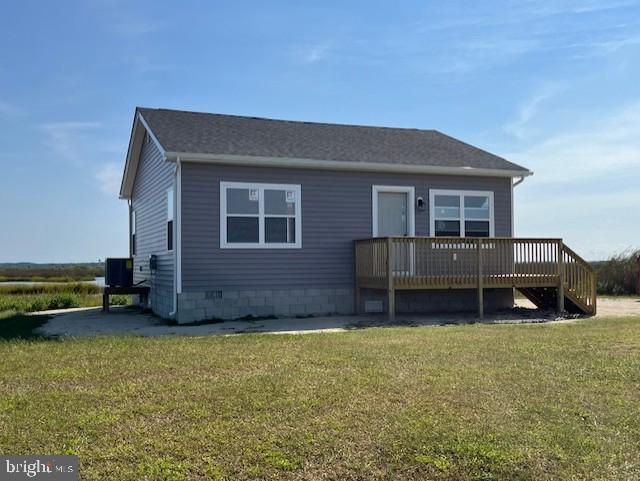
[364,300,384,313]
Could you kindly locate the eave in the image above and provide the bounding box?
[163,151,533,179]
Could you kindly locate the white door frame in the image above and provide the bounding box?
[372,185,416,276]
[371,185,416,237]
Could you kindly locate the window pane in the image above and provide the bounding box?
[434,220,460,237]
[167,189,174,221]
[464,195,489,220]
[265,189,296,215]
[226,188,259,214]
[434,195,460,218]
[465,221,490,237]
[378,192,408,236]
[227,217,259,243]
[167,220,173,250]
[265,217,295,243]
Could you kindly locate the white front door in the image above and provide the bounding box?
[373,186,415,237]
[373,186,415,274]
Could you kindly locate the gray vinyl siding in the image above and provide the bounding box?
[181,163,512,291]
[131,137,174,316]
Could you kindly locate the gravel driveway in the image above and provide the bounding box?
[33,297,640,338]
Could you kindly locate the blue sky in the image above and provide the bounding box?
[1,0,639,262]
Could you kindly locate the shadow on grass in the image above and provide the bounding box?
[345,307,564,330]
[0,311,53,341]
[171,314,279,327]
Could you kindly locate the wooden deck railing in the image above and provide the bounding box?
[354,237,596,318]
[562,244,597,314]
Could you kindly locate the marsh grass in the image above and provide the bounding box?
[1,317,639,480]
[594,248,639,295]
[0,283,128,313]
[0,283,102,295]
[0,263,103,282]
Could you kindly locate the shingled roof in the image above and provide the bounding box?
[137,107,529,173]
[121,107,531,198]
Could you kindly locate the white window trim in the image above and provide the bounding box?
[167,187,174,252]
[131,209,136,258]
[372,185,416,237]
[429,189,495,237]
[220,181,302,249]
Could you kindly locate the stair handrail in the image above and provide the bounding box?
[561,243,597,314]
[562,244,595,272]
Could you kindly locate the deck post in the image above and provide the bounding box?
[476,238,484,319]
[557,240,565,314]
[387,237,395,321]
[592,271,597,315]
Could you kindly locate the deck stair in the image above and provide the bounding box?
[355,237,597,319]
[518,286,593,315]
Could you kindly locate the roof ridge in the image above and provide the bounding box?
[136,106,440,134]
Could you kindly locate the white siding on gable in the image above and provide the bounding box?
[131,133,174,317]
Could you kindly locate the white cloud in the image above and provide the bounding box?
[507,101,640,183]
[413,1,640,75]
[40,121,125,196]
[41,121,102,163]
[432,39,539,74]
[124,55,174,75]
[95,162,122,195]
[111,18,164,36]
[421,1,638,32]
[508,102,640,258]
[299,41,332,64]
[572,34,640,57]
[504,83,566,139]
[0,99,23,117]
[515,187,639,260]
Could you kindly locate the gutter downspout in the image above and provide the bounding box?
[169,157,182,318]
[128,199,132,257]
[511,175,527,236]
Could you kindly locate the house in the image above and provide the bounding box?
[119,107,596,323]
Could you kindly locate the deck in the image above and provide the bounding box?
[354,237,597,319]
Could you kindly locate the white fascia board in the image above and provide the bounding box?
[164,151,533,178]
[119,112,168,199]
[119,117,141,199]
[137,113,166,159]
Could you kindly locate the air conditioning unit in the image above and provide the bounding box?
[105,258,133,287]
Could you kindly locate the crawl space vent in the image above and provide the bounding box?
[364,300,384,313]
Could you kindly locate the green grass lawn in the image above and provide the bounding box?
[1,317,639,480]
[0,311,51,340]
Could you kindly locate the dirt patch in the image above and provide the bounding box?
[516,297,640,317]
[596,297,640,317]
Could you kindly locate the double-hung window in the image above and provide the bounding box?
[167,187,174,251]
[220,182,302,248]
[430,190,494,237]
